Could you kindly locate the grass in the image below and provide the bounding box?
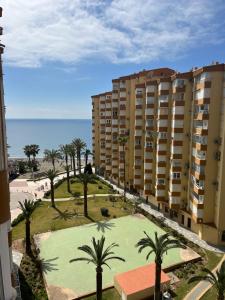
[173,250,223,300]
[48,176,112,198]
[200,287,217,299]
[12,197,131,240]
[82,288,120,300]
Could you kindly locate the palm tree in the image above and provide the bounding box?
[189,260,225,300]
[77,173,94,217]
[23,145,32,163]
[68,143,77,177]
[60,144,71,193]
[83,149,92,167]
[73,138,86,174]
[118,136,128,202]
[69,236,125,300]
[136,232,185,300]
[30,144,40,161]
[44,169,58,208]
[18,199,37,254]
[44,149,61,171]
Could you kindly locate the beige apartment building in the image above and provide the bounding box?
[92,63,225,246]
[0,7,17,300]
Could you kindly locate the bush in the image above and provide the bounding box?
[98,185,103,189]
[101,207,109,217]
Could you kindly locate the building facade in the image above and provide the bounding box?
[0,7,16,300]
[92,63,225,246]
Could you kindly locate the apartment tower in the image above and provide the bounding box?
[92,63,225,246]
[0,7,16,300]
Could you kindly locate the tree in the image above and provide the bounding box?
[118,136,128,202]
[68,143,77,177]
[69,236,125,300]
[83,149,92,167]
[44,149,61,171]
[30,144,40,161]
[60,144,71,193]
[84,163,93,174]
[44,169,58,208]
[23,145,32,163]
[136,232,185,300]
[189,260,225,300]
[72,138,86,174]
[77,173,94,217]
[18,199,37,255]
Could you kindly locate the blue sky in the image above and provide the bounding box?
[1,0,225,119]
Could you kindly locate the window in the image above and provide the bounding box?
[172,172,181,179]
[159,132,167,139]
[136,88,144,95]
[157,179,165,185]
[146,141,153,148]
[146,119,153,127]
[135,139,141,145]
[112,134,117,141]
[112,110,118,117]
[106,119,111,124]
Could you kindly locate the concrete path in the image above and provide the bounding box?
[9,171,74,220]
[41,193,121,202]
[184,254,225,300]
[97,175,225,254]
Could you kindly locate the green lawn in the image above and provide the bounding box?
[37,215,185,298]
[82,288,120,300]
[12,197,131,240]
[200,287,217,299]
[48,176,112,198]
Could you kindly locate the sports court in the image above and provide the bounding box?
[35,214,199,299]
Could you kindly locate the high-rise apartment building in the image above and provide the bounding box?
[92,63,225,246]
[0,7,17,300]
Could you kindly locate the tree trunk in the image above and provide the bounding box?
[154,262,162,300]
[25,218,31,255]
[51,181,55,208]
[96,267,102,300]
[77,153,80,174]
[85,154,88,167]
[84,184,88,217]
[66,168,71,193]
[79,152,81,174]
[52,159,55,171]
[72,155,76,177]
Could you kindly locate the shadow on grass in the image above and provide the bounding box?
[90,220,115,233]
[53,207,78,221]
[36,257,59,274]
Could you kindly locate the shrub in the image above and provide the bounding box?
[98,185,103,189]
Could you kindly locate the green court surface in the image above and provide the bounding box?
[36,215,190,299]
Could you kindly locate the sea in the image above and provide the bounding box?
[6,119,92,158]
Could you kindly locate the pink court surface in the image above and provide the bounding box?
[114,263,170,300]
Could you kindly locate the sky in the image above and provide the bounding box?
[1,0,225,119]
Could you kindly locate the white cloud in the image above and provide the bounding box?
[0,0,224,68]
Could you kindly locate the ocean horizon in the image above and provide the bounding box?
[6,118,92,158]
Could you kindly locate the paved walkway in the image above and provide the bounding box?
[41,193,121,202]
[184,254,225,300]
[97,175,225,253]
[10,171,74,220]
